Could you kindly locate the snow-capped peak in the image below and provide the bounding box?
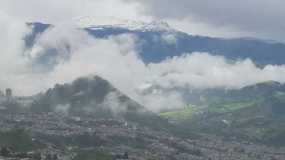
[75,16,174,32]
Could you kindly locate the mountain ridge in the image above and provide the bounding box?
[25,21,285,66]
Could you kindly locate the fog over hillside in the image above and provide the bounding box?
[1,20,285,112]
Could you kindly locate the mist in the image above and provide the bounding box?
[2,20,285,111]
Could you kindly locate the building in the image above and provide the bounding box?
[5,88,13,103]
[5,88,12,98]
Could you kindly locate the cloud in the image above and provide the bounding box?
[147,53,285,89]
[54,104,71,116]
[161,33,177,46]
[99,92,131,116]
[0,12,35,95]
[14,24,285,112]
[3,16,285,112]
[129,0,285,42]
[0,12,29,69]
[0,0,147,25]
[0,20,184,111]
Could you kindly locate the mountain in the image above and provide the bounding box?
[160,81,285,146]
[30,75,171,131]
[185,94,285,146]
[196,81,285,104]
[30,75,141,114]
[2,20,283,158]
[25,21,285,67]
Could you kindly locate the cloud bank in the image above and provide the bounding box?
[2,20,285,111]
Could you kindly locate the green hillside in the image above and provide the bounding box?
[160,104,200,121]
[160,91,285,146]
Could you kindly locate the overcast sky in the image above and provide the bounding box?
[133,0,285,39]
[0,0,285,41]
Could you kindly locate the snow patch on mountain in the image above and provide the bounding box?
[75,16,174,32]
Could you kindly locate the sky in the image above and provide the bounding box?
[130,0,285,41]
[0,0,285,41]
[1,0,285,111]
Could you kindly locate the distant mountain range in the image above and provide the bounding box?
[25,21,285,67]
[18,21,285,147]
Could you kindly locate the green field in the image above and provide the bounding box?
[207,101,258,114]
[160,104,201,121]
[160,101,258,122]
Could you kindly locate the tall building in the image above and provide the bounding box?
[5,88,12,101]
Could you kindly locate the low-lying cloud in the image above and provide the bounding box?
[3,20,285,111]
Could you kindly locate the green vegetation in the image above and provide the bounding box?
[160,101,258,122]
[160,104,200,121]
[159,91,285,146]
[0,129,42,152]
[74,151,113,160]
[207,100,259,114]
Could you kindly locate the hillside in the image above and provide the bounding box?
[160,82,285,146]
[1,77,284,159]
[25,22,285,66]
[0,76,284,159]
[29,75,172,131]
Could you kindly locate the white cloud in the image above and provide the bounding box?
[14,25,285,111]
[147,53,285,90]
[2,14,285,112]
[161,33,177,46]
